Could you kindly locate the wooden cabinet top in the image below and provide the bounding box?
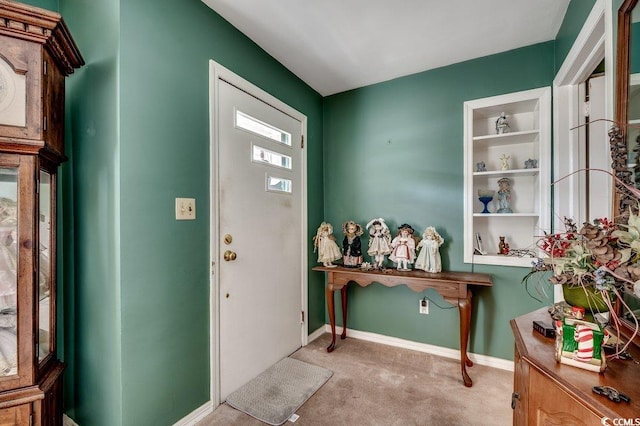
[0,0,84,75]
[511,308,640,420]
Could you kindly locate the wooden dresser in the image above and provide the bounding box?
[511,308,640,425]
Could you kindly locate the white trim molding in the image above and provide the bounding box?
[307,325,327,343]
[552,0,611,302]
[555,1,606,87]
[63,415,80,426]
[324,326,514,372]
[172,401,215,426]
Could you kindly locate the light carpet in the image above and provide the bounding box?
[200,334,513,425]
[225,357,333,425]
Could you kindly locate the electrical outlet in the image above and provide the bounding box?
[175,198,196,220]
[419,298,429,315]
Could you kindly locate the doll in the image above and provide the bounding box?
[342,220,364,267]
[495,112,510,134]
[313,222,342,267]
[498,236,510,255]
[366,218,392,269]
[497,177,513,213]
[415,226,444,273]
[389,224,416,271]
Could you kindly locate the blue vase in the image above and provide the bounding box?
[479,196,492,213]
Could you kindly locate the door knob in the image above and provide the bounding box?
[224,250,237,261]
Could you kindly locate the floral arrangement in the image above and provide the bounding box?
[522,151,640,356]
[527,214,640,297]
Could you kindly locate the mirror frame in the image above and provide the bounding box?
[615,0,637,128]
[615,0,640,346]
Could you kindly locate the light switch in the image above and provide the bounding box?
[175,198,196,220]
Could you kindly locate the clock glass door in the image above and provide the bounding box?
[0,166,18,376]
[38,170,52,362]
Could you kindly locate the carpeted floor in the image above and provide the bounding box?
[199,333,514,425]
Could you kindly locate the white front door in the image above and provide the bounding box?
[211,66,306,402]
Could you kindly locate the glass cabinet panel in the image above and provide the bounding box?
[38,170,51,362]
[0,167,18,376]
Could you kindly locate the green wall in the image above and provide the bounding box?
[55,0,324,424]
[117,1,322,424]
[632,22,640,73]
[20,0,57,12]
[322,42,555,360]
[60,0,122,423]
[555,0,598,72]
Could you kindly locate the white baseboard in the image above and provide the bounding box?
[65,402,214,426]
[173,401,214,426]
[325,325,514,372]
[307,325,326,343]
[63,414,79,426]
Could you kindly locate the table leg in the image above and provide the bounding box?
[340,286,348,340]
[459,290,473,387]
[326,287,337,353]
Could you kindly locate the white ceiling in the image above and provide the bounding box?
[202,0,571,96]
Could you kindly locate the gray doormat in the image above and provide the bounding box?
[226,357,333,425]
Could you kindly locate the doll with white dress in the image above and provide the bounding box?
[313,222,342,267]
[389,224,416,271]
[366,218,392,269]
[415,226,444,273]
[342,220,364,267]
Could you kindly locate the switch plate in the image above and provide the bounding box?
[419,299,429,315]
[175,198,196,220]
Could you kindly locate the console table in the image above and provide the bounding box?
[312,266,492,387]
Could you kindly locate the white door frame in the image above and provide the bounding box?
[552,0,612,300]
[208,60,309,407]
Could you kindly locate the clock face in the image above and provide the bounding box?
[0,67,9,105]
[0,57,26,127]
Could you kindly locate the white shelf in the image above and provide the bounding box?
[472,99,540,118]
[463,87,551,268]
[473,168,539,177]
[473,130,540,144]
[472,254,535,267]
[472,213,538,217]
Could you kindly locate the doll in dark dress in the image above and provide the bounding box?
[342,220,363,267]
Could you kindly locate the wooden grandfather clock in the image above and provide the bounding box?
[0,1,83,424]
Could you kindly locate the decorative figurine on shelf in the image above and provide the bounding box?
[477,189,495,214]
[498,236,510,255]
[497,177,513,213]
[499,154,511,171]
[359,262,374,271]
[313,222,342,267]
[496,112,510,134]
[365,218,392,269]
[342,220,364,267]
[555,317,609,372]
[415,226,444,273]
[475,161,487,172]
[524,158,538,169]
[389,224,417,271]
